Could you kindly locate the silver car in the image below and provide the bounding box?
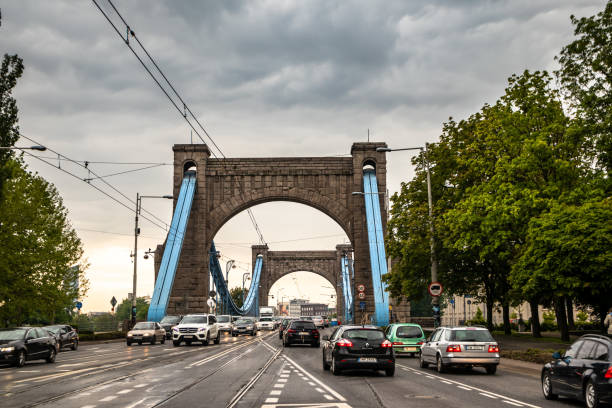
[419,326,500,374]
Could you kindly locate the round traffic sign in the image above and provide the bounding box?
[428,282,443,297]
[209,290,217,298]
[357,284,365,292]
[357,292,366,299]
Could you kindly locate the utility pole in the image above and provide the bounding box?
[131,193,140,328]
[425,144,441,328]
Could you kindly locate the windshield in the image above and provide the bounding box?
[181,316,208,324]
[235,320,252,325]
[290,321,315,330]
[396,326,423,338]
[343,329,385,341]
[216,315,230,323]
[133,322,155,330]
[259,317,273,321]
[0,329,27,340]
[160,316,180,324]
[450,329,494,342]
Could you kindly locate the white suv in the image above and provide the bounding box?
[172,314,220,346]
[257,317,276,330]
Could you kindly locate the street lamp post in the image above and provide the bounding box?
[242,272,251,307]
[377,145,440,328]
[225,260,235,314]
[0,145,47,151]
[131,193,173,327]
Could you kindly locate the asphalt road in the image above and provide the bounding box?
[0,328,594,408]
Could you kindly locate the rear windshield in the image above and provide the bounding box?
[290,321,316,330]
[343,329,385,341]
[235,319,252,325]
[161,316,181,324]
[133,322,155,330]
[216,316,230,323]
[396,326,423,338]
[450,329,494,342]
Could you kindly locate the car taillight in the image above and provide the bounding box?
[417,341,424,345]
[313,330,319,337]
[605,365,612,379]
[287,329,296,333]
[381,340,393,348]
[446,345,461,352]
[336,339,353,347]
[488,345,499,353]
[392,341,403,345]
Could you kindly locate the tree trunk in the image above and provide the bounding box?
[486,300,494,332]
[530,299,541,338]
[502,303,511,335]
[554,297,570,342]
[565,297,575,330]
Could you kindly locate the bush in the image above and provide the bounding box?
[79,331,124,341]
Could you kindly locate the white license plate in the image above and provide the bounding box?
[404,347,417,352]
[299,332,309,335]
[467,346,483,350]
[183,335,193,339]
[358,357,377,363]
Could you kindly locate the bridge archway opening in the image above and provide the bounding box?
[183,160,197,175]
[268,271,337,316]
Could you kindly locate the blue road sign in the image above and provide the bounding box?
[449,299,455,305]
[359,301,366,310]
[75,301,82,310]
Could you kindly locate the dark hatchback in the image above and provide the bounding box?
[0,327,58,367]
[542,334,612,408]
[283,320,320,347]
[322,325,395,376]
[43,325,79,351]
[160,315,182,339]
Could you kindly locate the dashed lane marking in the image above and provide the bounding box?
[133,384,147,388]
[315,387,324,393]
[503,401,523,406]
[270,390,282,396]
[117,389,132,394]
[282,354,347,402]
[458,386,472,391]
[99,395,116,402]
[324,395,334,400]
[480,393,497,399]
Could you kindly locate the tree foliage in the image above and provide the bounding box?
[230,286,248,308]
[115,297,150,321]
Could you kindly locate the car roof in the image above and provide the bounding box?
[580,334,612,343]
[390,323,422,327]
[340,325,381,331]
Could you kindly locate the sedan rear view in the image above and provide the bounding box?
[283,320,320,347]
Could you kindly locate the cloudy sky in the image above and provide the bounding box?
[1,0,604,312]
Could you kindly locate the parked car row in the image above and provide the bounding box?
[0,327,59,367]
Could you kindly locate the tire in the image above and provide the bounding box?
[151,336,156,345]
[436,355,446,373]
[161,337,165,344]
[185,340,192,346]
[385,366,395,377]
[127,341,132,346]
[322,352,330,371]
[232,332,237,337]
[71,341,78,351]
[251,331,256,336]
[541,372,558,400]
[202,333,209,346]
[585,379,600,408]
[138,341,143,345]
[46,347,56,363]
[485,365,497,375]
[214,333,220,345]
[14,350,25,368]
[173,340,181,347]
[331,355,342,376]
[419,353,428,368]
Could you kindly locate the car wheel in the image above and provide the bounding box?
[15,350,25,368]
[541,372,558,400]
[173,340,181,347]
[138,341,143,345]
[385,366,395,377]
[251,331,256,336]
[419,353,428,368]
[585,379,600,408]
[331,356,342,376]
[214,333,220,345]
[436,355,446,373]
[485,365,497,375]
[151,336,156,345]
[232,332,237,337]
[161,337,166,344]
[322,352,330,371]
[46,347,56,363]
[202,333,210,346]
[71,341,78,351]
[127,341,132,346]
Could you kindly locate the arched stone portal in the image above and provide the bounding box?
[165,142,388,322]
[252,244,352,320]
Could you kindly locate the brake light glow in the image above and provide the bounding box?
[446,344,461,352]
[381,340,393,348]
[417,341,424,345]
[488,345,499,353]
[336,339,353,347]
[605,365,612,379]
[287,329,296,333]
[392,341,403,345]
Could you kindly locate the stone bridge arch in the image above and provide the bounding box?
[165,142,388,321]
[251,244,352,319]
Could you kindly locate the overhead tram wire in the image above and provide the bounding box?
[93,0,267,245]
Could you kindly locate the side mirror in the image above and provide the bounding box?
[322,335,329,341]
[552,351,562,359]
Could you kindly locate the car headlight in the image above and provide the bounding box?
[144,332,152,336]
[0,346,15,353]
[198,327,207,332]
[172,327,179,332]
[247,325,253,329]
[127,333,133,337]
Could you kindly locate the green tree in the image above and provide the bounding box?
[230,287,248,308]
[115,297,150,321]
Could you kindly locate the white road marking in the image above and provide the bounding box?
[503,401,523,406]
[315,387,324,393]
[80,405,96,408]
[282,354,345,402]
[19,370,41,373]
[117,389,132,394]
[280,374,289,378]
[58,363,86,368]
[480,393,497,399]
[308,382,315,386]
[270,390,282,396]
[324,394,334,400]
[458,386,472,391]
[99,396,116,402]
[440,380,452,384]
[133,384,148,388]
[265,398,279,403]
[278,378,288,383]
[273,384,285,388]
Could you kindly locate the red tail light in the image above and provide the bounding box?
[605,365,612,379]
[446,345,461,352]
[381,340,393,348]
[488,345,499,353]
[392,341,403,345]
[287,329,296,333]
[417,341,424,345]
[313,331,319,337]
[336,339,353,347]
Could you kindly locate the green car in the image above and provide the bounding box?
[385,323,426,357]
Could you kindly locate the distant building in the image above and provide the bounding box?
[289,299,308,317]
[300,303,328,316]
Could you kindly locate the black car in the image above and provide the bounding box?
[283,320,320,347]
[0,327,58,367]
[159,315,182,339]
[43,325,79,351]
[542,334,612,408]
[322,325,395,376]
